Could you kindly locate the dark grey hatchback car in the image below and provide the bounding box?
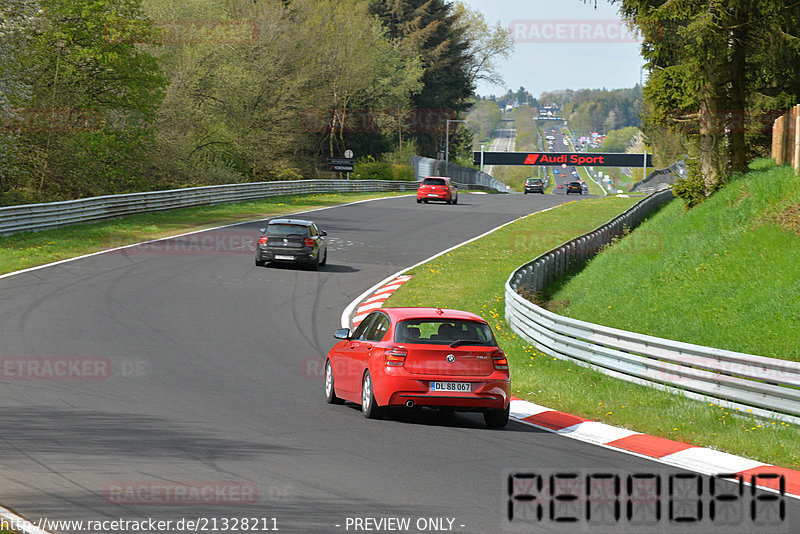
[524,177,544,194]
[255,219,328,270]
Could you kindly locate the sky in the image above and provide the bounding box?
[461,0,646,99]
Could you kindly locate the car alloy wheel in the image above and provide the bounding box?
[325,360,343,404]
[361,371,384,419]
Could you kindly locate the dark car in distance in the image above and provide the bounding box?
[255,218,327,270]
[524,177,544,194]
[566,181,583,195]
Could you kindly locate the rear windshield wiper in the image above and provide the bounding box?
[449,340,485,348]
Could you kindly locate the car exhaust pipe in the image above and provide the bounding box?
[405,400,414,408]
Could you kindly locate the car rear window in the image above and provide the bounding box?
[421,178,446,186]
[267,224,309,236]
[394,319,496,346]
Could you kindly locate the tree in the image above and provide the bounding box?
[601,126,640,152]
[451,1,514,88]
[560,87,642,135]
[465,98,501,147]
[145,0,423,181]
[8,0,165,200]
[734,1,800,161]
[296,0,422,158]
[603,109,618,133]
[0,0,40,200]
[144,0,317,182]
[370,0,474,158]
[614,0,800,196]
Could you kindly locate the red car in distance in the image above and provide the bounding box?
[417,176,458,205]
[325,307,510,428]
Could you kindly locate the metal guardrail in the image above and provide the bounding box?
[631,159,687,192]
[505,189,800,423]
[509,189,675,293]
[410,156,507,192]
[0,179,418,236]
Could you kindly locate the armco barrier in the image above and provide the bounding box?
[505,189,800,423]
[631,159,686,192]
[410,156,507,192]
[0,179,419,236]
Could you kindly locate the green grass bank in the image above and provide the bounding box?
[550,159,800,362]
[383,190,800,469]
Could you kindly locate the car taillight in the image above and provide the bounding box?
[304,238,314,247]
[492,350,508,370]
[384,347,407,367]
[258,236,268,245]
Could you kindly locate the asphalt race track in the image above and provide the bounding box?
[0,193,796,533]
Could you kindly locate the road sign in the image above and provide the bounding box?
[327,157,354,172]
[473,151,652,167]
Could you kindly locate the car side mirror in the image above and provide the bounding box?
[320,230,327,236]
[259,227,266,234]
[334,328,351,340]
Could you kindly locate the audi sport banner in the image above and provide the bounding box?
[473,152,653,167]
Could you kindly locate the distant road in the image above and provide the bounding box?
[544,127,598,197]
[483,127,515,177]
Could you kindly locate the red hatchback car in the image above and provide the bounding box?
[416,176,458,205]
[325,308,510,428]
